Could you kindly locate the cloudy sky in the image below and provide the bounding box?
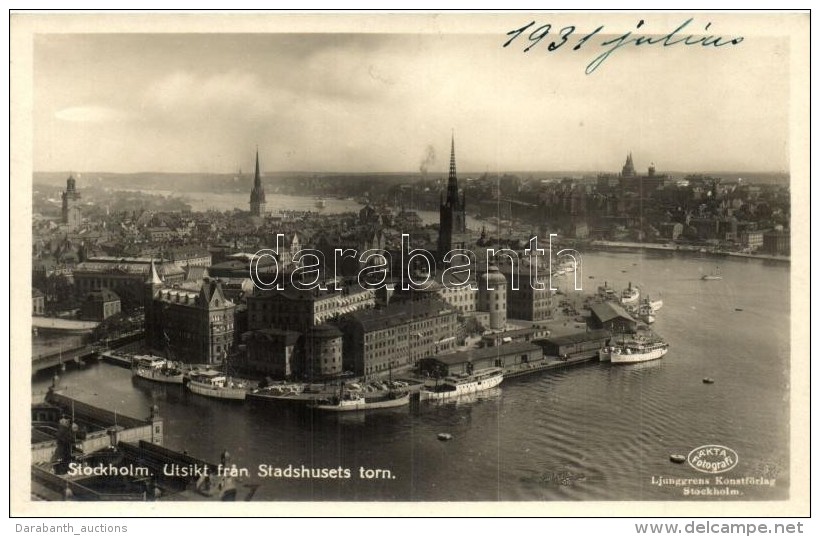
[31,14,793,174]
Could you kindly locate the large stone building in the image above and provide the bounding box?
[247,285,375,331]
[242,328,301,377]
[81,288,121,321]
[241,323,344,380]
[144,263,236,365]
[340,297,459,377]
[74,257,185,308]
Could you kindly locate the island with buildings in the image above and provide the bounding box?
[29,135,790,501]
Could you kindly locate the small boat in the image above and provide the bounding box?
[641,295,663,312]
[620,282,640,306]
[132,355,184,384]
[437,433,453,442]
[249,383,306,400]
[670,454,686,464]
[635,303,656,324]
[597,282,617,300]
[703,377,715,384]
[420,367,504,401]
[600,336,669,364]
[734,308,743,312]
[702,266,723,281]
[187,370,247,401]
[313,390,410,411]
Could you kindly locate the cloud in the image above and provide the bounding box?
[143,70,284,120]
[54,105,131,123]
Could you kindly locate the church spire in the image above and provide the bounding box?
[446,131,459,205]
[147,259,163,285]
[254,147,261,189]
[249,147,266,216]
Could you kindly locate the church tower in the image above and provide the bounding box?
[438,134,467,263]
[621,152,636,178]
[61,175,82,231]
[249,149,267,217]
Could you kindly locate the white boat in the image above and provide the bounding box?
[702,266,723,281]
[420,367,504,401]
[599,338,669,364]
[313,390,410,411]
[597,282,617,301]
[641,296,663,312]
[638,303,656,324]
[620,282,640,306]
[132,355,184,384]
[187,370,247,400]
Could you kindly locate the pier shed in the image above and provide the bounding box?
[535,329,611,360]
[481,326,551,347]
[589,302,638,333]
[419,341,544,377]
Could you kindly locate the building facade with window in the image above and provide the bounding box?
[145,269,236,365]
[340,298,458,377]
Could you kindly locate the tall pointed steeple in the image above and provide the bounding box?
[254,148,261,190]
[438,132,467,263]
[249,147,267,217]
[446,132,459,206]
[147,259,163,285]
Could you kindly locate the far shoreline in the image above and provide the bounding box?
[583,240,790,263]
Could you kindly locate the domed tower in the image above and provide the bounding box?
[479,264,507,330]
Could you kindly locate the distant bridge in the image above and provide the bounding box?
[31,331,144,374]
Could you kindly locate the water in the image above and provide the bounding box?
[33,251,790,501]
[125,189,485,230]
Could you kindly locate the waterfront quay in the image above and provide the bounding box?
[31,386,247,501]
[32,331,144,374]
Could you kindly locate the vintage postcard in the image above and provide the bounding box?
[10,12,809,517]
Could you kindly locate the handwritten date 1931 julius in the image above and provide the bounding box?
[503,18,744,75]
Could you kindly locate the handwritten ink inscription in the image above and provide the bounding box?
[503,18,744,74]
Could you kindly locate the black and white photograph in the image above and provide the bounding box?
[11,11,809,516]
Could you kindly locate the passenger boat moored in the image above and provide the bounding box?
[420,367,503,401]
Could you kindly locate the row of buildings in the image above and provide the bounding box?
[130,139,558,379]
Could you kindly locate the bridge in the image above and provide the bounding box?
[31,331,144,374]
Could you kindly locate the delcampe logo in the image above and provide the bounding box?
[687,445,739,474]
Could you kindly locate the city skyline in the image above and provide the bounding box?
[31,16,791,175]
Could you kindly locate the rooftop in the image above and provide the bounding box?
[542,329,611,346]
[427,342,543,366]
[349,298,455,332]
[590,302,634,323]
